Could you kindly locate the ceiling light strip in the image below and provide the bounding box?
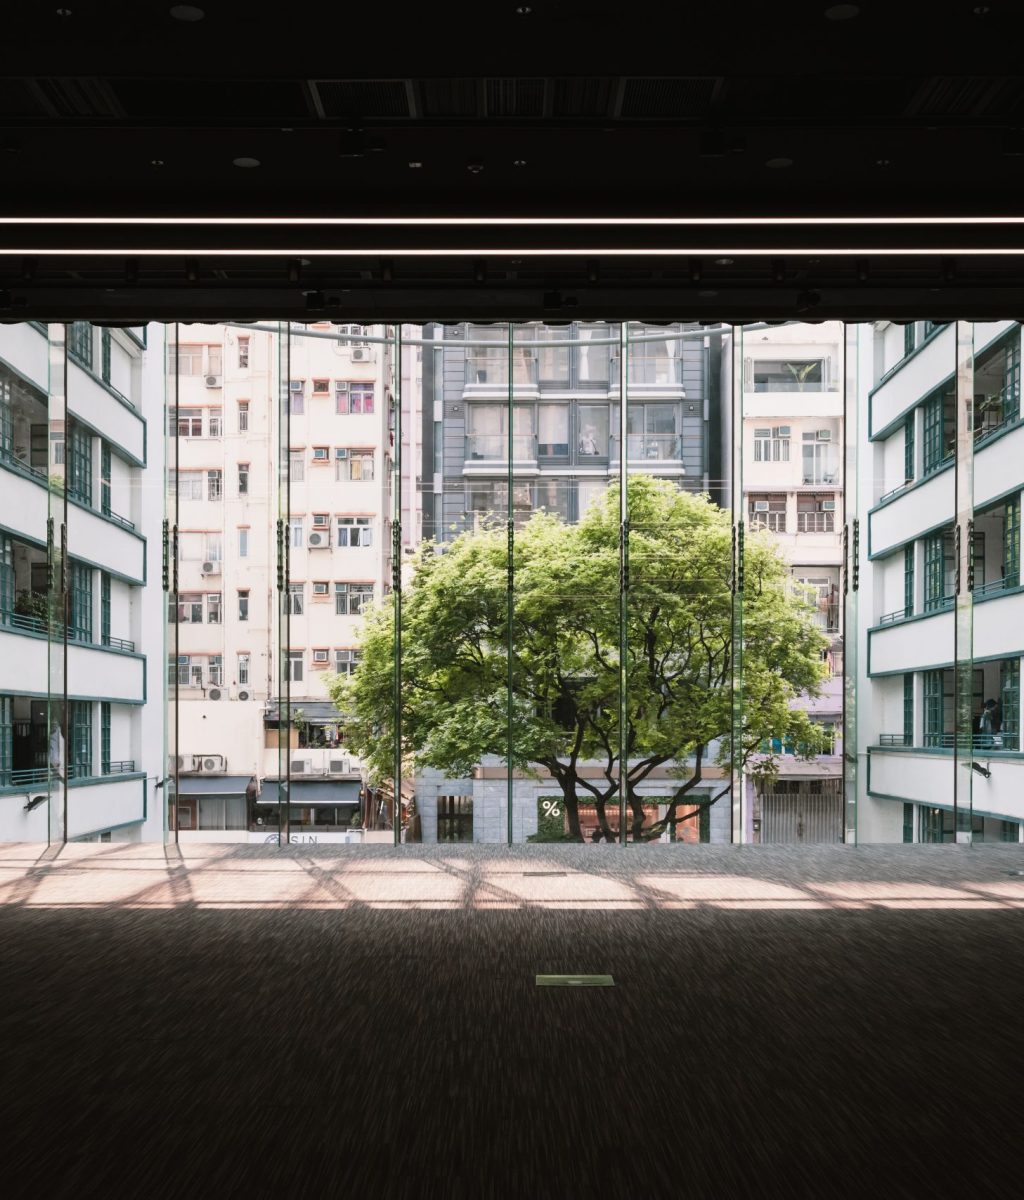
[1,216,1024,227]
[5,247,1024,256]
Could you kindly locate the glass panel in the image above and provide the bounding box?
[953,322,975,840]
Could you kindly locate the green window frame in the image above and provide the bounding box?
[1003,334,1020,426]
[904,414,915,483]
[903,674,914,746]
[0,535,13,619]
[1001,659,1020,752]
[100,572,110,644]
[1005,495,1020,588]
[101,702,111,774]
[923,670,944,747]
[101,328,111,384]
[68,321,93,370]
[904,324,917,358]
[67,421,93,506]
[70,562,93,642]
[100,443,111,517]
[902,802,914,844]
[0,695,11,786]
[904,543,915,617]
[0,377,12,457]
[921,386,954,477]
[70,700,92,780]
[923,533,949,611]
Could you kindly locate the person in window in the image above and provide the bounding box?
[979,699,999,748]
[578,425,599,456]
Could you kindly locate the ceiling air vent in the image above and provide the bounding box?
[485,78,545,118]
[906,76,1024,118]
[35,77,123,119]
[109,78,312,122]
[312,80,411,119]
[420,78,479,118]
[552,77,615,119]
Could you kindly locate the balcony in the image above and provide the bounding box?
[610,433,683,464]
[464,433,538,463]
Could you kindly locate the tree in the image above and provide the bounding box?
[327,476,830,842]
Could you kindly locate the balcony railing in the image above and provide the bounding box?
[102,760,137,775]
[974,386,1019,443]
[878,606,912,625]
[102,634,136,653]
[0,444,48,485]
[796,511,835,533]
[0,761,122,788]
[878,733,913,746]
[922,732,1020,751]
[924,593,955,613]
[465,433,538,461]
[974,573,1020,599]
[611,434,683,462]
[879,480,913,503]
[749,512,786,532]
[1,607,97,643]
[101,506,136,532]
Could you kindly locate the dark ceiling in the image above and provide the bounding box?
[3,0,1024,319]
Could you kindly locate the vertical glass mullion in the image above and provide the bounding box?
[506,324,514,845]
[730,326,744,842]
[276,323,290,847]
[953,321,975,841]
[47,324,68,843]
[167,323,179,843]
[393,326,403,846]
[842,324,858,843]
[618,323,629,844]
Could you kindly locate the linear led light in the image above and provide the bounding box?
[2,216,1024,226]
[5,247,1024,256]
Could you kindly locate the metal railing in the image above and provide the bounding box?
[878,606,912,625]
[924,593,955,613]
[879,480,912,503]
[102,634,136,653]
[465,433,538,461]
[103,760,136,775]
[0,445,47,485]
[878,733,912,746]
[102,506,136,532]
[796,511,835,533]
[923,732,1020,751]
[974,573,1020,598]
[749,512,786,532]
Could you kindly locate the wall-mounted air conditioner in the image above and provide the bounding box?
[291,759,310,774]
[307,531,328,548]
[817,430,832,441]
[351,347,371,362]
[237,688,252,701]
[821,500,836,511]
[754,501,770,512]
[207,687,224,701]
[329,758,350,775]
[205,374,222,388]
[201,561,221,575]
[199,755,226,773]
[176,754,196,772]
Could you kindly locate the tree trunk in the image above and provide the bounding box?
[592,794,616,843]
[559,776,583,841]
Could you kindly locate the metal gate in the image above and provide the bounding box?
[761,780,842,844]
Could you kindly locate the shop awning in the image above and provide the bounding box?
[177,774,251,796]
[257,780,360,806]
[263,702,344,724]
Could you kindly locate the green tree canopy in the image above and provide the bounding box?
[327,476,829,842]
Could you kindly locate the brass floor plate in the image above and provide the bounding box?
[536,974,614,987]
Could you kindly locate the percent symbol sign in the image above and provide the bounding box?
[542,800,561,818]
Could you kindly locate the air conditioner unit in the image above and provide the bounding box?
[821,500,837,511]
[776,425,792,437]
[205,374,222,388]
[237,688,252,702]
[351,347,371,362]
[176,754,196,772]
[289,380,303,392]
[199,755,226,772]
[201,561,221,575]
[817,430,832,441]
[207,687,224,701]
[307,531,328,548]
[329,758,350,775]
[290,759,309,774]
[754,501,770,512]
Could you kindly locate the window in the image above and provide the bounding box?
[288,583,304,616]
[337,516,373,548]
[801,429,839,485]
[70,563,93,641]
[1005,496,1021,587]
[312,581,329,596]
[922,385,955,475]
[204,534,222,562]
[207,469,222,500]
[289,380,304,413]
[100,443,111,516]
[349,383,374,414]
[171,470,203,501]
[796,575,838,632]
[238,337,249,368]
[288,650,304,682]
[437,794,474,843]
[903,675,914,746]
[174,408,203,437]
[753,425,791,462]
[70,701,92,779]
[577,404,609,458]
[100,328,112,383]
[207,347,223,377]
[312,378,329,395]
[68,322,94,369]
[68,421,92,505]
[208,655,223,686]
[237,653,250,686]
[537,405,570,457]
[207,412,221,437]
[467,403,535,460]
[335,448,374,480]
[289,450,305,482]
[238,590,249,621]
[796,494,836,533]
[169,344,203,376]
[100,572,110,643]
[238,401,249,433]
[238,528,248,558]
[904,415,915,483]
[924,531,953,611]
[312,446,329,462]
[101,702,111,774]
[237,463,249,496]
[753,359,824,392]
[748,494,787,532]
[334,648,362,676]
[288,517,303,548]
[335,582,373,614]
[904,543,915,618]
[312,513,329,529]
[616,403,680,461]
[904,324,917,358]
[207,593,221,624]
[335,382,350,413]
[923,670,945,747]
[1001,660,1020,751]
[177,593,203,623]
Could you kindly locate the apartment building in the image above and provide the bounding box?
[0,321,165,843]
[740,323,846,843]
[168,322,414,840]
[857,319,1024,843]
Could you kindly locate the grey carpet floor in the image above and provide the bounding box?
[2,843,1023,1200]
